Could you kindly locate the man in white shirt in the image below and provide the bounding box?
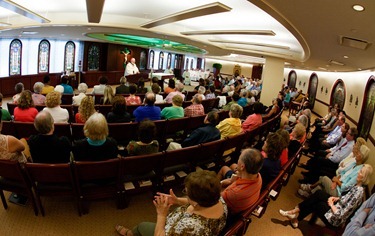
[125,58,139,76]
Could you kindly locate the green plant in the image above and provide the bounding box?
[212,63,222,70]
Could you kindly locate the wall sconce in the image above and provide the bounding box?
[355,96,359,108]
[321,86,324,93]
[303,82,306,87]
[283,78,286,82]
[299,81,302,86]
[325,88,328,95]
[349,94,353,105]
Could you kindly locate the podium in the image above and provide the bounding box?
[125,72,149,84]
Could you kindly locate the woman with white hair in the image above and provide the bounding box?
[197,86,206,100]
[73,83,88,105]
[32,82,46,105]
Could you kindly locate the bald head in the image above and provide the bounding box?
[34,111,54,134]
[145,92,156,106]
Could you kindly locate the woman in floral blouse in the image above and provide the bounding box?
[279,164,373,228]
[115,170,227,236]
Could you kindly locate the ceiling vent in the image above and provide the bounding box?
[329,60,345,66]
[339,36,371,50]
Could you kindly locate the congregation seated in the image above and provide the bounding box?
[0,119,26,163]
[300,127,358,184]
[312,105,333,128]
[100,85,115,105]
[164,79,175,94]
[276,129,290,167]
[115,76,130,95]
[216,103,243,139]
[298,139,370,198]
[92,76,107,95]
[72,83,88,105]
[288,123,305,158]
[241,102,263,132]
[73,113,118,161]
[218,148,263,215]
[115,170,227,236]
[183,94,204,117]
[14,90,38,122]
[161,95,184,119]
[279,165,373,229]
[106,96,131,123]
[126,120,159,156]
[133,92,161,122]
[28,111,71,163]
[262,98,281,121]
[43,91,69,123]
[237,90,248,107]
[75,96,95,123]
[222,93,239,111]
[196,86,206,100]
[32,82,46,105]
[125,84,142,105]
[167,111,220,150]
[205,86,216,99]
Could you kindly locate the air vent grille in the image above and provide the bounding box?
[340,36,371,50]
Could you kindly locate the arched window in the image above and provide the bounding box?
[330,79,346,110]
[149,50,155,69]
[190,59,194,69]
[140,50,146,70]
[88,44,100,71]
[185,58,189,70]
[9,39,22,76]
[64,41,75,72]
[167,53,172,68]
[358,76,375,139]
[38,40,50,73]
[287,70,297,88]
[307,73,318,109]
[159,52,164,69]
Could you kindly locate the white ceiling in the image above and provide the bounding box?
[0,0,374,72]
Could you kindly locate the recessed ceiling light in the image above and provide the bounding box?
[343,55,349,59]
[22,31,38,35]
[353,4,365,12]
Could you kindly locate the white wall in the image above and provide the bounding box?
[205,58,253,78]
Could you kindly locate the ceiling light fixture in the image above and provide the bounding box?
[343,55,349,59]
[22,31,38,35]
[352,4,365,12]
[182,30,275,36]
[209,39,288,49]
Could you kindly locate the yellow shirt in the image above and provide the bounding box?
[216,118,241,139]
[41,85,55,95]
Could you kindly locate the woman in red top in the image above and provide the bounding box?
[75,96,96,123]
[13,90,38,122]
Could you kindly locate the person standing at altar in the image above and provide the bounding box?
[125,58,139,76]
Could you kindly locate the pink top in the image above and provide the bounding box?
[242,113,262,132]
[125,95,141,105]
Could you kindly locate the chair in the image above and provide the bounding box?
[54,123,72,140]
[185,91,197,101]
[201,97,219,113]
[164,117,190,144]
[196,139,226,169]
[93,94,104,105]
[61,94,73,105]
[161,145,199,190]
[121,152,164,206]
[0,160,39,215]
[153,120,167,151]
[71,123,85,141]
[6,103,17,116]
[221,132,248,163]
[24,162,79,216]
[60,105,74,123]
[97,105,112,117]
[0,121,15,136]
[72,158,125,214]
[186,114,206,135]
[13,121,37,139]
[108,122,139,146]
[217,110,230,122]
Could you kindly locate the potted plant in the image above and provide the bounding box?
[212,63,222,76]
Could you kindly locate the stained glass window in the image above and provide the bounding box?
[358,76,375,139]
[38,40,50,73]
[9,39,22,75]
[330,79,346,110]
[64,41,75,72]
[149,50,154,69]
[288,70,297,88]
[167,53,172,68]
[185,58,189,70]
[159,52,164,69]
[190,59,194,69]
[140,50,146,70]
[88,44,100,71]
